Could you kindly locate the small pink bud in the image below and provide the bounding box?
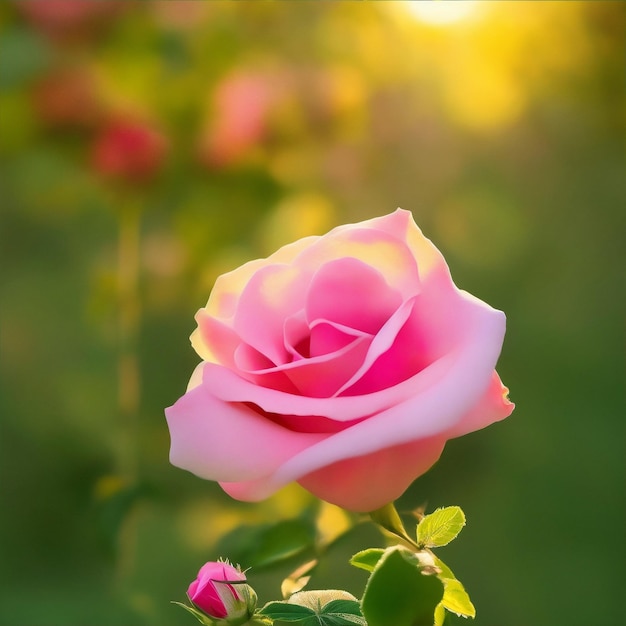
[187,560,255,623]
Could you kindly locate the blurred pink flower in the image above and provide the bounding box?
[199,71,278,168]
[91,118,168,183]
[166,209,514,512]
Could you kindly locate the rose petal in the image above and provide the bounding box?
[203,236,320,320]
[233,263,312,365]
[294,224,421,300]
[165,384,325,483]
[446,370,514,438]
[309,318,370,357]
[335,208,445,286]
[197,357,450,422]
[234,331,372,398]
[305,257,402,334]
[191,313,240,366]
[297,436,448,511]
[283,311,311,360]
[220,436,447,512]
[334,296,416,396]
[233,343,300,394]
[340,297,431,396]
[284,314,369,359]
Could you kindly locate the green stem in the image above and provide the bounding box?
[114,199,142,589]
[368,502,420,550]
[117,203,141,481]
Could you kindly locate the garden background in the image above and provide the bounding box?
[0,2,624,625]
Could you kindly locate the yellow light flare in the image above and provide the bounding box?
[403,0,479,26]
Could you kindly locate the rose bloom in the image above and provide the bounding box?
[188,561,250,621]
[166,210,514,511]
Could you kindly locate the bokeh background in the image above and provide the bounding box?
[1,2,624,625]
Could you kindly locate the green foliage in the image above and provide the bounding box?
[369,503,418,548]
[362,503,475,623]
[440,578,475,619]
[0,27,50,89]
[260,598,365,626]
[360,546,444,626]
[348,548,385,573]
[171,601,215,626]
[216,519,317,570]
[416,507,466,549]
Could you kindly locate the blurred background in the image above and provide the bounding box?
[1,2,624,625]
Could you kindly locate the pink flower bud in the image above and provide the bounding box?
[187,561,253,622]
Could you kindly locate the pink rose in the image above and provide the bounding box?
[166,209,514,512]
[187,561,251,621]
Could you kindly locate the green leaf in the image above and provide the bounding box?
[432,557,476,619]
[416,506,466,548]
[441,578,476,618]
[216,519,316,569]
[432,556,456,580]
[171,601,215,625]
[252,519,317,567]
[316,616,366,626]
[434,602,447,626]
[361,547,444,626]
[260,601,316,622]
[349,548,386,572]
[261,598,366,626]
[0,27,50,89]
[321,600,366,624]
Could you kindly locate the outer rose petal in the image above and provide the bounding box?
[220,372,513,512]
[165,383,325,483]
[446,371,514,438]
[296,437,448,511]
[202,235,320,321]
[294,224,421,300]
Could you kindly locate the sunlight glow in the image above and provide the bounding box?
[404,1,478,26]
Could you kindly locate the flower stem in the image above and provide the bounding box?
[369,502,419,549]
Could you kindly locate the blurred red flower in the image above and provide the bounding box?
[91,118,168,183]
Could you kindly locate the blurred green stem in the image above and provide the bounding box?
[118,203,141,479]
[115,200,142,585]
